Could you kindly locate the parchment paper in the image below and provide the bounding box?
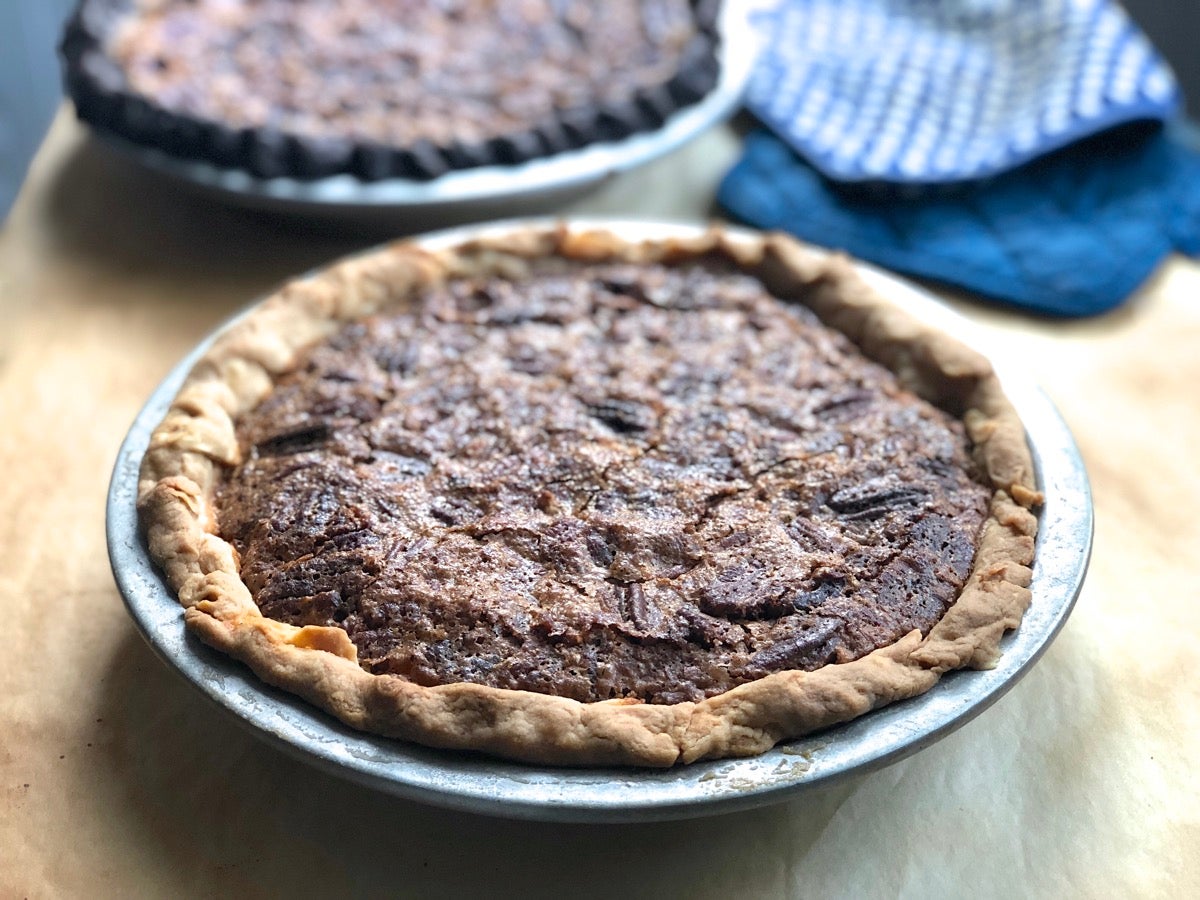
[2,112,1197,899]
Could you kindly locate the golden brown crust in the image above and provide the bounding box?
[137,223,1041,767]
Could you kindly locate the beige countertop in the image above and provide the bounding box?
[2,111,1198,898]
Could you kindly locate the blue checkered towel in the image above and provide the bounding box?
[747,0,1181,183]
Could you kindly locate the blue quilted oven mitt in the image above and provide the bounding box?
[719,125,1200,316]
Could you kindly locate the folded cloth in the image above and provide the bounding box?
[723,0,1197,315]
[748,0,1181,183]
[718,125,1200,316]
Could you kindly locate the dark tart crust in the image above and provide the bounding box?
[61,0,721,180]
[138,225,1041,766]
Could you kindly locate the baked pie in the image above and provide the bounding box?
[61,0,721,180]
[137,224,1040,766]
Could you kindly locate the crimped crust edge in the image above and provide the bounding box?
[137,224,1041,767]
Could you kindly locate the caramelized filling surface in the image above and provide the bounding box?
[216,261,991,704]
[111,0,699,146]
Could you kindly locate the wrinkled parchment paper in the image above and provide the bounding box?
[2,113,1197,899]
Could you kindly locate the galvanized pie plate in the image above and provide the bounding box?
[106,221,1092,823]
[86,4,757,224]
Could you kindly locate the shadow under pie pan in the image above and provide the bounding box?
[106,220,1092,824]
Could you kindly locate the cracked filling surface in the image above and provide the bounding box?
[215,260,992,704]
[109,0,700,148]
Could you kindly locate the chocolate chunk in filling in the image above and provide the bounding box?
[215,261,992,704]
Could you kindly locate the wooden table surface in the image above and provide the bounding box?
[2,112,1197,899]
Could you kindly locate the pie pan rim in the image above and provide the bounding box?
[106,219,1091,820]
[62,0,754,216]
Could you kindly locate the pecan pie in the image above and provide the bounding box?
[138,225,1041,766]
[61,0,721,180]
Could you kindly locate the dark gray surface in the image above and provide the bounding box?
[105,221,1093,824]
[1124,0,1200,112]
[0,0,75,220]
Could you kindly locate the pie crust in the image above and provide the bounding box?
[137,224,1041,766]
[61,0,721,181]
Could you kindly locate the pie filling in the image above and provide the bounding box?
[215,261,991,705]
[107,0,701,148]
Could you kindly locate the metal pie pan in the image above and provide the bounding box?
[106,220,1093,824]
[87,4,757,224]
